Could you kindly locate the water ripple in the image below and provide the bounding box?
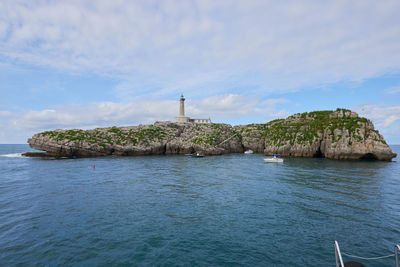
[0,146,399,266]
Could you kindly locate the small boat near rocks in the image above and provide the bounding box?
[264,154,284,163]
[186,153,205,158]
[244,149,254,154]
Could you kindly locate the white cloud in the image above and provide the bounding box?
[385,86,400,95]
[355,104,400,144]
[8,95,288,129]
[0,111,11,116]
[186,94,288,120]
[354,104,400,128]
[3,96,400,144]
[0,94,288,142]
[9,101,174,130]
[1,0,400,97]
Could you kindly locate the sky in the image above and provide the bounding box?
[0,0,400,144]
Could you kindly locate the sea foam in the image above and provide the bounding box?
[0,153,24,158]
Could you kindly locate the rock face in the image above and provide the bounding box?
[27,122,243,158]
[26,109,397,161]
[236,109,396,161]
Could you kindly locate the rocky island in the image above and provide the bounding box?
[24,109,397,161]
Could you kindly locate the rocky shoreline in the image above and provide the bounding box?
[25,109,397,161]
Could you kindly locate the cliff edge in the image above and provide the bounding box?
[25,109,397,161]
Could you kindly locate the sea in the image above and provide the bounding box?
[0,144,399,266]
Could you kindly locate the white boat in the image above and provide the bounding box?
[264,154,284,163]
[244,149,254,154]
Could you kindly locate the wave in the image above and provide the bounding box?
[0,153,24,158]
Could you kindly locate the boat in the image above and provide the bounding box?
[264,154,283,163]
[187,153,204,158]
[244,149,254,154]
[334,240,400,267]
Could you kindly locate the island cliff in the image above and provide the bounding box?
[25,109,397,161]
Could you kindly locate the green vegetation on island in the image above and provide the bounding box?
[27,108,396,161]
[42,125,173,148]
[253,108,386,147]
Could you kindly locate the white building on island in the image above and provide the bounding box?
[174,95,211,124]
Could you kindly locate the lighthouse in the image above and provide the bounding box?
[174,94,190,123]
[173,94,211,123]
[179,94,185,116]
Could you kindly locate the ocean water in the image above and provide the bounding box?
[0,144,399,266]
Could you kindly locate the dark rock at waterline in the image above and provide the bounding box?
[25,109,397,161]
[22,152,56,158]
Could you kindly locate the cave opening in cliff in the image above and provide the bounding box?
[360,153,377,160]
[313,146,324,158]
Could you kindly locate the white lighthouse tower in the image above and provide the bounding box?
[174,94,190,123]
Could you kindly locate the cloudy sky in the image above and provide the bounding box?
[1,0,400,144]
